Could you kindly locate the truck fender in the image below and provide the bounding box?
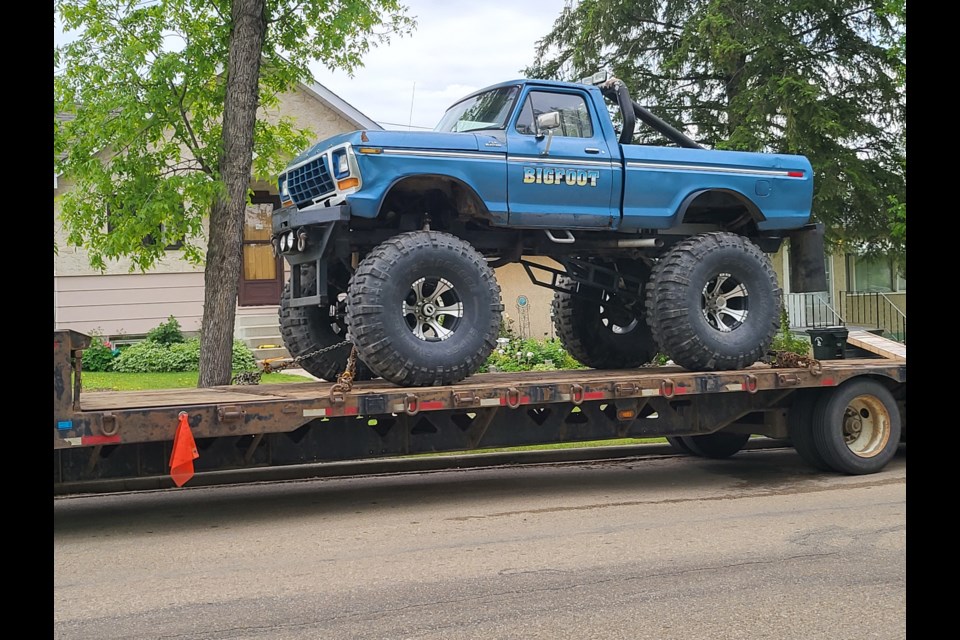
[674,187,765,229]
[374,174,495,223]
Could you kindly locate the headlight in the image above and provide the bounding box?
[331,148,350,179]
[279,178,289,197]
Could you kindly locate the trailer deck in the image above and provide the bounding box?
[54,330,906,488]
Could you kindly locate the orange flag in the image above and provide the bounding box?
[169,412,199,487]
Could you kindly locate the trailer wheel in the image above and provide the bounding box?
[279,263,374,382]
[646,232,780,371]
[810,379,902,475]
[680,432,752,458]
[345,230,502,386]
[665,436,695,455]
[552,261,657,369]
[787,389,832,471]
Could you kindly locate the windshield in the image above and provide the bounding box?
[434,85,520,133]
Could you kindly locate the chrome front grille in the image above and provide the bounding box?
[286,156,335,207]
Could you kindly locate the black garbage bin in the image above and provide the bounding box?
[807,327,849,360]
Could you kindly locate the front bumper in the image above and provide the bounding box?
[272,201,350,236]
[272,202,351,308]
[272,201,351,265]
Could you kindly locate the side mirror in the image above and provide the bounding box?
[536,111,561,132]
[536,111,561,156]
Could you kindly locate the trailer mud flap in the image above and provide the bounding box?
[788,223,828,293]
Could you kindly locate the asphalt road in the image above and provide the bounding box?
[54,446,907,640]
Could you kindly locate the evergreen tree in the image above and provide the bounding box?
[527,0,905,267]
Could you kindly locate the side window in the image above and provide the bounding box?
[514,91,594,138]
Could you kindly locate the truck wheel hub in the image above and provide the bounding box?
[701,272,748,332]
[402,277,464,342]
[843,408,864,443]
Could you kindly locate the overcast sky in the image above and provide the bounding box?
[55,0,572,130]
[312,0,571,130]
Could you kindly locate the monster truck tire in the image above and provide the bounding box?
[646,232,781,371]
[551,262,657,369]
[679,432,752,458]
[810,379,902,475]
[787,389,832,471]
[279,263,374,382]
[345,230,503,387]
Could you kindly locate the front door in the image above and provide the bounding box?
[506,87,617,229]
[238,192,284,307]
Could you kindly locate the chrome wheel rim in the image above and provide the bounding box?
[402,277,464,341]
[599,291,639,334]
[701,272,749,332]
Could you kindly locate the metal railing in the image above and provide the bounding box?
[784,291,907,345]
[837,291,907,344]
[783,293,844,329]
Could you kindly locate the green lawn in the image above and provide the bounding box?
[79,370,311,391]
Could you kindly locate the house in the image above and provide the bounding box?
[779,243,906,343]
[54,80,383,357]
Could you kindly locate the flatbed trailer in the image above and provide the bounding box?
[54,329,905,492]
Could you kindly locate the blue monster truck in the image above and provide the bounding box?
[271,72,826,386]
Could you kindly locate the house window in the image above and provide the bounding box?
[107,204,184,251]
[144,229,184,251]
[845,255,906,293]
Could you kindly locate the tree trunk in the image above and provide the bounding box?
[198,0,267,388]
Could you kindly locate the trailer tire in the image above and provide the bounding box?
[810,379,902,475]
[665,436,695,455]
[680,432,752,458]
[787,389,832,471]
[646,232,781,371]
[552,261,657,369]
[345,230,502,387]
[279,264,374,382]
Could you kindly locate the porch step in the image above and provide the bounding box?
[234,313,289,359]
[251,345,289,360]
[238,324,287,339]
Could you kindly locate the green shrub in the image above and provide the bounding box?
[231,339,257,372]
[111,340,183,372]
[167,339,202,371]
[82,334,119,372]
[482,336,585,373]
[111,337,257,373]
[147,315,185,346]
[770,306,811,356]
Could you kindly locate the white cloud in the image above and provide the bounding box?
[312,0,570,130]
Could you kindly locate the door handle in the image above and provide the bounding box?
[584,147,601,154]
